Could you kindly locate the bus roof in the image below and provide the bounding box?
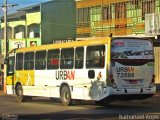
[16,37,111,53]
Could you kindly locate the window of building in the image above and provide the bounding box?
[142,0,155,20]
[60,48,74,69]
[86,45,105,68]
[77,7,90,26]
[34,25,40,38]
[115,2,126,19]
[90,6,101,22]
[47,49,60,69]
[24,52,34,70]
[155,0,160,13]
[103,5,112,20]
[127,0,141,18]
[35,51,46,70]
[75,47,84,69]
[16,53,23,70]
[15,28,19,33]
[130,0,139,9]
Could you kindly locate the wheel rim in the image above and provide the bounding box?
[18,89,22,97]
[61,86,71,105]
[16,85,23,101]
[63,91,70,103]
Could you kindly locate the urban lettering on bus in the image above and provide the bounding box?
[116,67,134,78]
[116,67,134,72]
[56,70,75,80]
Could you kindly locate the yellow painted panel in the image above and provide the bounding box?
[77,27,91,34]
[7,76,15,85]
[154,47,160,84]
[77,0,129,8]
[16,70,35,86]
[126,28,133,35]
[127,18,133,24]
[26,12,41,25]
[135,24,145,30]
[1,20,26,28]
[7,70,35,86]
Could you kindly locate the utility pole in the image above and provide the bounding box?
[2,0,8,94]
[1,0,17,93]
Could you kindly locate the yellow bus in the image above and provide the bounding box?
[6,37,156,106]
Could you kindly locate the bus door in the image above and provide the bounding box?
[84,45,107,100]
[7,55,15,94]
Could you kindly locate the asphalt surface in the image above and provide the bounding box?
[0,90,160,120]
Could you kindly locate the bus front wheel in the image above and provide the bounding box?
[16,84,24,102]
[60,85,72,106]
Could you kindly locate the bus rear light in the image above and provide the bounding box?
[110,75,114,83]
[111,79,114,83]
[149,75,155,88]
[152,75,155,83]
[110,75,117,88]
[110,75,113,79]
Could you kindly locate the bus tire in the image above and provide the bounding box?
[95,101,105,105]
[16,84,25,102]
[60,85,72,106]
[24,96,32,101]
[95,100,111,106]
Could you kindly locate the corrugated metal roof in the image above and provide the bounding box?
[17,4,40,11]
[0,11,26,21]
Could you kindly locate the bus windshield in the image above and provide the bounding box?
[111,39,153,60]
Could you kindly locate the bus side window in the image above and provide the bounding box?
[86,45,105,68]
[7,56,15,74]
[75,47,84,69]
[47,49,60,69]
[35,51,46,70]
[60,48,74,69]
[16,53,23,70]
[24,52,34,70]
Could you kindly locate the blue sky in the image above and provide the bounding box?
[0,0,50,16]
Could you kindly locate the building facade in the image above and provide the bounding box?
[76,0,160,86]
[76,0,160,37]
[0,0,76,64]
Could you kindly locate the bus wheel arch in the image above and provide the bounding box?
[60,83,72,106]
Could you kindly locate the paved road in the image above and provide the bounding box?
[0,93,160,120]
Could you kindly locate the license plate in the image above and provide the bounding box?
[129,80,137,84]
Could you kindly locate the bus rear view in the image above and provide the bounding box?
[109,37,156,100]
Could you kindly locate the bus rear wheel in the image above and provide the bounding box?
[16,84,25,102]
[60,85,72,106]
